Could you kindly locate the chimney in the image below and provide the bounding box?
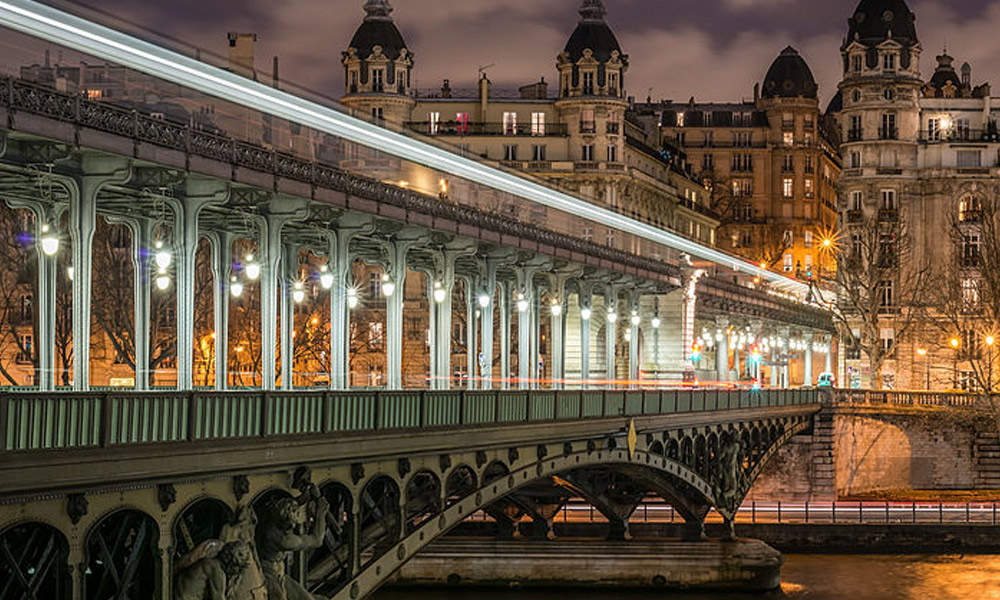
[227,32,257,80]
[44,49,50,68]
[962,62,971,88]
[441,78,452,99]
[479,73,491,121]
[272,56,280,89]
[754,82,760,103]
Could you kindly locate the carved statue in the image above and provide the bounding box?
[715,437,744,514]
[174,505,268,600]
[257,495,329,600]
[174,541,252,600]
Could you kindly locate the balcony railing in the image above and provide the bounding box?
[846,209,863,224]
[606,122,620,135]
[920,129,1000,144]
[404,121,568,137]
[878,208,898,222]
[847,130,863,142]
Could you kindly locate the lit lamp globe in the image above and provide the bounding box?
[652,317,661,329]
[319,266,335,290]
[551,303,563,317]
[292,282,306,304]
[631,313,641,326]
[230,277,244,298]
[580,307,592,321]
[381,278,395,298]
[607,311,618,324]
[244,255,261,281]
[433,283,448,304]
[478,294,491,308]
[154,241,172,270]
[39,224,60,256]
[155,269,170,291]
[346,288,359,309]
[516,294,529,313]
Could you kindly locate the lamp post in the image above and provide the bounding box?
[917,348,928,391]
[950,337,960,389]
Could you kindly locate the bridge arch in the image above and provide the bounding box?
[171,496,234,564]
[0,520,72,600]
[83,508,160,600]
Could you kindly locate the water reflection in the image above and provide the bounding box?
[373,555,1000,600]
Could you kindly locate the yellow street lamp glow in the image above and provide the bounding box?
[917,348,927,356]
[478,293,491,308]
[516,293,529,313]
[951,338,960,348]
[987,335,996,347]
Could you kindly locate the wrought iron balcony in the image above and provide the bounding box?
[404,121,568,137]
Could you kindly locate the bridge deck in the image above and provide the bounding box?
[1,388,820,496]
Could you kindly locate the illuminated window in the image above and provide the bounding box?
[783,132,794,147]
[580,109,596,133]
[804,178,815,198]
[783,254,793,272]
[503,112,517,135]
[456,112,469,134]
[783,178,794,199]
[531,112,545,136]
[804,231,814,249]
[428,112,440,134]
[86,88,102,100]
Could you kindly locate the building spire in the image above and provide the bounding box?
[579,0,607,23]
[363,0,393,21]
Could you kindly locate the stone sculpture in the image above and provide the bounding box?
[257,495,329,600]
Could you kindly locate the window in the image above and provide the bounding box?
[804,156,814,173]
[879,232,896,266]
[580,109,596,133]
[581,226,593,241]
[849,115,862,141]
[804,231,814,249]
[428,112,440,134]
[960,196,982,222]
[959,370,980,392]
[733,153,753,172]
[783,230,794,247]
[371,107,384,123]
[782,155,794,172]
[368,272,382,298]
[880,189,896,210]
[735,132,752,147]
[804,133,814,146]
[962,233,981,267]
[963,329,981,359]
[406,317,422,342]
[582,144,595,162]
[783,131,794,147]
[782,112,794,129]
[850,191,863,211]
[849,151,861,169]
[962,278,981,308]
[732,179,753,198]
[879,280,894,308]
[503,112,518,135]
[16,333,32,364]
[607,144,618,162]
[783,178,794,199]
[783,254,793,272]
[19,293,31,322]
[704,131,714,146]
[605,229,616,247]
[456,112,470,134]
[531,112,546,136]
[368,322,384,349]
[372,69,385,92]
[880,113,897,139]
[804,178,815,198]
[503,144,518,161]
[531,144,547,161]
[884,88,895,101]
[804,254,813,272]
[880,327,895,355]
[851,233,862,257]
[852,55,863,72]
[882,53,896,71]
[957,150,982,168]
[702,153,714,171]
[582,71,595,95]
[608,72,619,95]
[956,118,971,141]
[927,118,942,141]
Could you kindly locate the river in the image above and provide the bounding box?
[373,554,1000,600]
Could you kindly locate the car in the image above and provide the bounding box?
[817,372,836,388]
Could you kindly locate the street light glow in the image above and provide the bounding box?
[988,335,996,347]
[607,311,618,324]
[433,282,447,304]
[652,317,661,329]
[580,307,592,321]
[478,294,491,308]
[292,281,305,304]
[154,241,172,270]
[381,275,395,298]
[551,302,563,317]
[230,278,244,298]
[346,287,359,309]
[244,255,261,281]
[39,224,59,256]
[319,265,335,290]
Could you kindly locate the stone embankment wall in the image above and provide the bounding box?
[748,404,994,501]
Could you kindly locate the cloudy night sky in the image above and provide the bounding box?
[48,0,1000,106]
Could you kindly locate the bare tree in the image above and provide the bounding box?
[928,196,1000,409]
[756,224,793,271]
[827,210,932,389]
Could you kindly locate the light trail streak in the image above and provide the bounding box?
[0,0,820,298]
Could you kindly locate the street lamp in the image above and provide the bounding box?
[319,265,335,290]
[381,274,395,298]
[346,287,359,309]
[551,301,563,317]
[516,293,529,313]
[433,282,447,304]
[478,293,491,308]
[39,224,60,256]
[652,317,661,329]
[244,254,261,281]
[154,268,170,291]
[630,312,641,326]
[580,307,592,321]
[154,240,172,270]
[607,310,618,324]
[292,281,306,304]
[230,276,244,298]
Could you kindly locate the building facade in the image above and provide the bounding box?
[637,47,842,282]
[832,0,1000,389]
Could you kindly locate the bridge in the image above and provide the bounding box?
[0,1,837,599]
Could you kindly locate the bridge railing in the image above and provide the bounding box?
[829,389,984,408]
[0,388,820,452]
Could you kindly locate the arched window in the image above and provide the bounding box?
[959,195,982,222]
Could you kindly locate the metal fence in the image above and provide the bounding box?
[1,388,819,452]
[531,500,1000,526]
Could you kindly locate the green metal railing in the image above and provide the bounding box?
[0,388,821,452]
